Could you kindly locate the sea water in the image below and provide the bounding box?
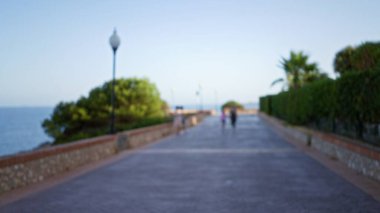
[0,107,52,157]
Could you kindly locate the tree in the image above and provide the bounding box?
[271,51,328,90]
[351,42,380,73]
[222,100,244,110]
[43,78,168,144]
[334,42,380,75]
[333,46,355,75]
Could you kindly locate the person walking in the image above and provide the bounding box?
[230,107,238,128]
[173,106,183,134]
[221,109,226,128]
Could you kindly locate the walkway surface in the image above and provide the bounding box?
[2,115,380,212]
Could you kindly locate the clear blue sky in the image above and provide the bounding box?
[0,0,379,107]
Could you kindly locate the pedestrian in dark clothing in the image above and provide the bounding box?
[230,107,237,128]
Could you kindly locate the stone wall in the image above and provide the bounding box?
[259,112,380,182]
[117,123,174,150]
[0,113,209,195]
[0,135,116,194]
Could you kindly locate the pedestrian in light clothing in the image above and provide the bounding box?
[173,106,184,134]
[221,109,226,128]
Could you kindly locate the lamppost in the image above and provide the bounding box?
[109,29,121,134]
[196,84,203,111]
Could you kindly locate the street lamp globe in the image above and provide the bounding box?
[109,29,121,52]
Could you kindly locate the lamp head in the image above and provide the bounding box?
[109,29,121,52]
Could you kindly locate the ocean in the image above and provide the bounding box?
[0,107,52,157]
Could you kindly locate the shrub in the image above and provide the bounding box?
[336,71,380,138]
[43,78,169,144]
[259,96,271,115]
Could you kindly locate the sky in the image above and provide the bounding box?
[0,0,379,108]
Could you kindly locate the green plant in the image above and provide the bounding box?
[271,51,328,90]
[336,71,380,138]
[334,42,380,75]
[260,69,380,144]
[222,100,244,110]
[43,78,169,144]
[334,46,355,75]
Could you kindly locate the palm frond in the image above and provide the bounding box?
[270,78,284,87]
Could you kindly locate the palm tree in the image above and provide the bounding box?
[271,51,326,90]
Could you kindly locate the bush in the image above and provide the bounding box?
[43,78,169,144]
[336,71,380,122]
[259,96,272,115]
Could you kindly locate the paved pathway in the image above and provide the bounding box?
[2,115,380,212]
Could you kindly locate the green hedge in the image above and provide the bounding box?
[260,70,380,144]
[336,71,380,123]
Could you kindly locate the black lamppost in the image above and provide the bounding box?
[109,29,121,134]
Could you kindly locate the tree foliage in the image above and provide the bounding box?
[43,78,168,144]
[333,46,355,75]
[272,51,328,90]
[222,100,244,110]
[334,42,380,75]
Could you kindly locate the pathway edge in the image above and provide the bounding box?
[258,112,380,202]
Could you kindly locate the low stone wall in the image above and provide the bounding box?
[0,135,116,194]
[0,113,209,195]
[117,123,174,150]
[259,112,380,182]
